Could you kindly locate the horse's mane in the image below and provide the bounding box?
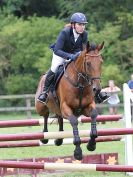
[82,41,97,53]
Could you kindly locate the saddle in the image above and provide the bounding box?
[49,61,70,105]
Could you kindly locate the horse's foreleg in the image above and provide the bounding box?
[40,111,49,144]
[54,116,64,146]
[87,108,98,151]
[69,115,83,160]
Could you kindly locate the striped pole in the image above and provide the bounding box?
[0,161,133,172]
[0,115,122,128]
[0,128,132,141]
[0,136,122,148]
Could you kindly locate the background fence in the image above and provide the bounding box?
[0,94,35,119]
[0,94,125,119]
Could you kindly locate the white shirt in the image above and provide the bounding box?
[73,29,79,42]
[108,93,120,105]
[101,86,121,105]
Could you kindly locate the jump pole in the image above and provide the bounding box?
[0,114,122,128]
[0,128,132,141]
[0,161,133,172]
[123,83,133,176]
[0,136,122,148]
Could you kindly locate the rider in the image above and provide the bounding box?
[37,12,109,104]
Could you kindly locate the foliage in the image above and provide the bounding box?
[0,1,132,94]
[0,15,64,94]
[57,0,133,30]
[117,12,133,40]
[1,0,59,17]
[88,17,133,85]
[5,74,37,94]
[101,64,125,88]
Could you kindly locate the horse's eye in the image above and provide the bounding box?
[86,62,91,71]
[87,62,91,67]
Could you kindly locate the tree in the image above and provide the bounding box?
[0,2,132,94]
[0,16,64,94]
[57,0,133,31]
[1,0,60,17]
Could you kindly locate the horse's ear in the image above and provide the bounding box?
[86,41,90,52]
[97,41,104,51]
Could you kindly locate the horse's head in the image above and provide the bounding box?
[81,41,104,93]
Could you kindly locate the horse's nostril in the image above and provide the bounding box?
[93,87,97,92]
[93,87,101,95]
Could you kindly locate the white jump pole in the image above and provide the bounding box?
[0,161,133,172]
[123,83,133,176]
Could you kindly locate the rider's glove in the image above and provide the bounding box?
[69,52,80,61]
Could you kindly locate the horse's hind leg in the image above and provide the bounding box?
[40,109,49,144]
[54,115,64,146]
[69,115,83,160]
[87,108,98,151]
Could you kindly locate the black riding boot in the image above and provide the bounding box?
[95,91,110,104]
[37,69,55,104]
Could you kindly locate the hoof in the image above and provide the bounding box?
[54,139,63,146]
[74,146,83,160]
[40,139,49,144]
[41,130,48,144]
[86,139,96,151]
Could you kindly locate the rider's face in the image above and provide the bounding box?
[74,23,86,34]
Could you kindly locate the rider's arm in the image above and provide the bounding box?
[54,30,71,59]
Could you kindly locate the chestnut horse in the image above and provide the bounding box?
[35,41,104,160]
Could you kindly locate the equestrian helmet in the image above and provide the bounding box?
[70,12,88,24]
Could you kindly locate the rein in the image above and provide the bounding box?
[64,66,92,88]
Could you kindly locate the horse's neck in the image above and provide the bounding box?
[66,57,92,87]
[74,56,84,73]
[66,58,83,80]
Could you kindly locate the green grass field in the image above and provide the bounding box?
[0,113,130,177]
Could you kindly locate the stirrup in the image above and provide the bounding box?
[37,92,48,105]
[37,98,47,105]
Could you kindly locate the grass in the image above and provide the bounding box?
[0,112,131,177]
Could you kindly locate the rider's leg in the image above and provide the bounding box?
[37,53,64,104]
[37,69,55,104]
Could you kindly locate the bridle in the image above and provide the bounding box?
[64,51,102,109]
[84,53,102,81]
[64,52,102,88]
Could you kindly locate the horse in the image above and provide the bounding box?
[35,41,104,160]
